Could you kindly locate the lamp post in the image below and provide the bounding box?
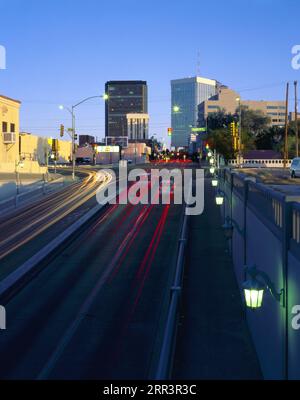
[59,94,108,180]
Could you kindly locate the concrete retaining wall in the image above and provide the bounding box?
[219,169,300,379]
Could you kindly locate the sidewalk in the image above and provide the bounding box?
[172,177,262,380]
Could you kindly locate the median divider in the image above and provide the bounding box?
[154,181,192,380]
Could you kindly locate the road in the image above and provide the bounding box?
[0,166,185,379]
[239,167,300,184]
[0,168,109,280]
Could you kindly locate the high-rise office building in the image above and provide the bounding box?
[171,77,218,148]
[105,81,148,139]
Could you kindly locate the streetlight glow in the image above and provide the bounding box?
[173,105,180,113]
[215,192,224,205]
[243,279,265,309]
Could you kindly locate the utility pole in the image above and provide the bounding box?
[236,97,242,167]
[295,81,298,157]
[284,83,289,168]
[72,106,75,180]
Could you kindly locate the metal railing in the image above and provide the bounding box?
[228,159,292,168]
[247,181,285,233]
[155,186,191,380]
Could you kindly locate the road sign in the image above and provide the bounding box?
[191,127,206,132]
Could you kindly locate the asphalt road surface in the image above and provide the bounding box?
[0,174,184,379]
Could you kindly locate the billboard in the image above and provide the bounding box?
[97,145,120,153]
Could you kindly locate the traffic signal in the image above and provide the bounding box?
[230,122,240,151]
[74,134,78,141]
[230,122,235,136]
[60,124,64,137]
[233,136,238,151]
[167,128,173,136]
[52,139,59,152]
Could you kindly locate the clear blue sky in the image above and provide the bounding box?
[0,0,300,145]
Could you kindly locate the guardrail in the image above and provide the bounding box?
[228,159,292,168]
[155,183,191,380]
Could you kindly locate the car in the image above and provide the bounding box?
[76,157,91,165]
[290,157,300,178]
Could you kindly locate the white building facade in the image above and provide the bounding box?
[126,113,149,140]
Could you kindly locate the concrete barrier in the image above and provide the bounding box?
[0,172,114,302]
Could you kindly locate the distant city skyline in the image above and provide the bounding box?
[0,0,300,147]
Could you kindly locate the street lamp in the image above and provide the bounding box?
[222,217,234,240]
[242,265,284,309]
[59,94,108,180]
[209,166,215,174]
[211,178,218,187]
[243,278,265,309]
[215,191,224,205]
[222,215,245,240]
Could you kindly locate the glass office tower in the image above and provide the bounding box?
[171,77,217,148]
[105,81,148,138]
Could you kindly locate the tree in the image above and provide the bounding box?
[255,126,285,150]
[206,128,235,160]
[206,108,267,159]
[240,106,270,135]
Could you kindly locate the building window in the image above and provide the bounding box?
[267,106,279,110]
[208,105,220,109]
[2,121,7,132]
[10,123,15,132]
